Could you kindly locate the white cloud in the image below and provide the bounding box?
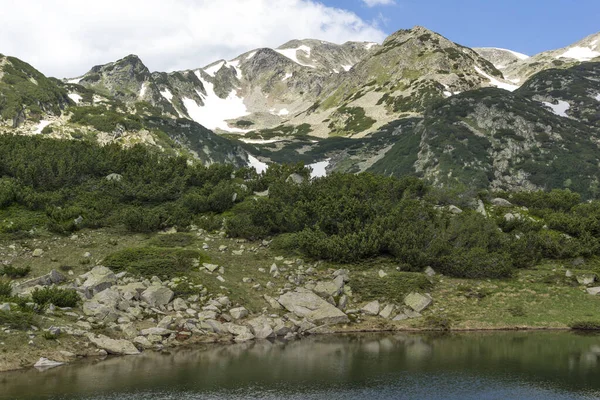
[362,0,396,7]
[0,0,387,78]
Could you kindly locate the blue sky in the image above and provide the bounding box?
[331,0,600,56]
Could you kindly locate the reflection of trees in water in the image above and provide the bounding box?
[2,332,600,399]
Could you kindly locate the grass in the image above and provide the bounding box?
[147,233,195,248]
[350,270,433,304]
[0,311,36,330]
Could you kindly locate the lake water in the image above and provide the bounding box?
[2,332,600,399]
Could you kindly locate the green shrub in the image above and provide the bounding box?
[32,287,79,308]
[421,315,453,331]
[0,311,36,330]
[569,321,600,330]
[507,304,526,317]
[0,280,12,298]
[103,247,207,278]
[1,265,31,279]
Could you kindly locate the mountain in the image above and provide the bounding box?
[0,54,71,127]
[2,26,600,196]
[491,32,600,84]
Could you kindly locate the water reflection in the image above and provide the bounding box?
[1,332,600,400]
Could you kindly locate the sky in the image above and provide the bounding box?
[0,0,598,78]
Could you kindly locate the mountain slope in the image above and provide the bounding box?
[0,54,71,127]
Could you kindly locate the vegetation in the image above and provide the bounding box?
[103,247,206,278]
[0,265,31,279]
[32,287,79,308]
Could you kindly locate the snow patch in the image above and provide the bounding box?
[543,100,570,117]
[365,42,378,50]
[559,47,600,61]
[68,93,82,103]
[160,89,174,102]
[491,48,529,60]
[227,60,242,78]
[246,51,257,60]
[239,138,282,144]
[342,65,353,72]
[247,155,268,174]
[474,66,519,92]
[333,69,339,74]
[204,61,225,77]
[595,93,600,101]
[186,71,249,132]
[67,77,83,84]
[35,120,52,134]
[275,45,315,68]
[282,73,293,81]
[308,159,330,179]
[139,82,148,98]
[278,108,289,116]
[443,91,452,98]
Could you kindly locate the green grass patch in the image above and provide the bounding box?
[103,247,207,278]
[1,265,31,279]
[351,271,433,303]
[569,321,600,330]
[147,233,195,248]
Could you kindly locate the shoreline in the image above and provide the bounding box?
[0,323,590,373]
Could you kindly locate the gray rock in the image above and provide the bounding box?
[140,327,173,336]
[286,173,305,184]
[247,316,275,339]
[477,200,488,217]
[378,270,388,278]
[88,334,140,355]
[226,323,255,341]
[448,205,463,214]
[133,336,153,349]
[33,357,64,370]
[404,293,432,313]
[172,298,188,311]
[32,248,44,257]
[81,266,117,295]
[264,295,283,310]
[586,287,600,296]
[361,300,381,316]
[313,276,344,298]
[392,312,409,321]
[491,198,513,207]
[106,173,123,182]
[141,286,174,307]
[424,267,436,277]
[278,290,349,325]
[379,304,396,319]
[12,269,65,294]
[577,274,597,286]
[0,303,10,312]
[203,263,219,272]
[230,307,249,320]
[82,301,118,322]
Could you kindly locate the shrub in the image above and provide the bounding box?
[0,280,12,298]
[32,287,80,308]
[570,321,600,330]
[103,247,207,278]
[421,315,453,331]
[0,311,36,330]
[1,265,31,279]
[507,304,526,317]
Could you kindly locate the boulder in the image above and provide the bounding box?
[93,288,121,306]
[32,248,44,257]
[491,198,513,207]
[141,286,174,307]
[230,307,249,320]
[88,334,140,355]
[379,304,396,319]
[203,263,219,272]
[361,300,381,316]
[378,270,388,278]
[172,298,188,311]
[286,173,304,184]
[424,267,436,277]
[0,303,10,312]
[133,336,153,349]
[587,287,600,296]
[448,205,463,214]
[278,289,349,325]
[12,269,65,294]
[264,295,283,310]
[226,323,255,342]
[106,173,123,182]
[81,266,117,295]
[33,357,64,370]
[247,316,275,339]
[117,282,146,300]
[82,301,118,322]
[577,274,597,286]
[404,293,432,313]
[312,276,344,298]
[140,327,173,336]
